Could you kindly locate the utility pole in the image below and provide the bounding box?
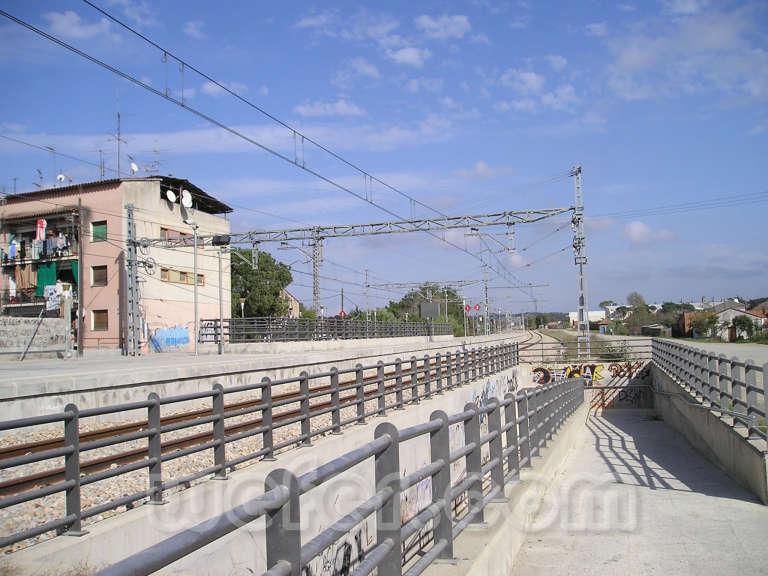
[312,230,322,315]
[341,287,344,316]
[125,204,141,356]
[217,248,223,355]
[571,166,590,359]
[483,265,490,335]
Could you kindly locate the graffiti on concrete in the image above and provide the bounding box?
[302,521,373,576]
[149,325,189,352]
[532,364,604,385]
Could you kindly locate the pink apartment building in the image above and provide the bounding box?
[0,177,231,353]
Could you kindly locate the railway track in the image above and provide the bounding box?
[0,334,538,498]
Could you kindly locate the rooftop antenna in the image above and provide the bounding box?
[98,149,105,179]
[44,146,57,187]
[34,168,43,189]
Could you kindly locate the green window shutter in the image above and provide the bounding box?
[36,262,57,297]
[92,221,107,242]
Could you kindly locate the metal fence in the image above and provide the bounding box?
[92,377,586,576]
[651,338,767,441]
[199,317,453,343]
[517,337,652,364]
[0,342,519,549]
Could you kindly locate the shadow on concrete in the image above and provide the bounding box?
[587,410,759,504]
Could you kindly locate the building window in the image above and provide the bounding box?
[160,268,205,286]
[91,265,107,286]
[91,221,107,242]
[92,310,108,331]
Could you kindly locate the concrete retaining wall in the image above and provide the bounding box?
[6,364,532,575]
[1,333,527,422]
[651,364,768,504]
[0,316,67,357]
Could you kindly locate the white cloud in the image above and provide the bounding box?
[494,99,537,113]
[585,22,608,37]
[407,77,444,93]
[295,11,334,31]
[293,99,365,117]
[104,0,156,29]
[295,10,403,50]
[201,81,248,97]
[42,11,112,40]
[184,20,206,39]
[623,221,676,246]
[617,3,636,11]
[455,161,512,178]
[258,86,269,96]
[0,122,25,132]
[606,9,768,102]
[546,55,567,71]
[661,0,710,15]
[501,69,545,94]
[414,14,471,40]
[333,57,380,88]
[387,47,431,68]
[541,84,579,110]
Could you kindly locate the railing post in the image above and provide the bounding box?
[731,357,745,427]
[212,384,227,479]
[147,393,164,503]
[262,377,276,461]
[62,403,86,536]
[518,392,531,467]
[503,393,519,481]
[528,389,539,457]
[463,403,484,524]
[745,360,759,438]
[299,371,312,445]
[719,354,731,414]
[463,349,470,384]
[355,364,366,424]
[330,368,342,433]
[435,353,443,394]
[708,354,719,406]
[410,356,419,404]
[375,422,402,576]
[377,360,387,416]
[265,468,300,576]
[487,398,506,501]
[423,354,432,398]
[471,349,477,381]
[446,351,453,390]
[430,410,454,560]
[394,359,404,410]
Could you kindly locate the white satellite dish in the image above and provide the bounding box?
[180,189,193,208]
[165,189,177,203]
[57,174,65,182]
[130,162,139,174]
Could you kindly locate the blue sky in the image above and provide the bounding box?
[1,0,766,314]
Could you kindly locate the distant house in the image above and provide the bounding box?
[684,301,765,340]
[568,310,606,327]
[280,288,300,318]
[748,299,768,319]
[641,324,671,337]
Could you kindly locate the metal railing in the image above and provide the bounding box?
[0,342,520,549]
[199,317,453,343]
[651,338,767,441]
[92,377,586,576]
[517,337,652,364]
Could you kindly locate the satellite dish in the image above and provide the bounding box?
[180,189,193,208]
[130,162,139,174]
[165,189,177,203]
[57,174,65,182]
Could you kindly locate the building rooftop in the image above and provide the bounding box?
[3,176,233,215]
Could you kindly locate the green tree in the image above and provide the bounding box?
[627,292,647,310]
[230,249,293,317]
[599,300,617,310]
[732,315,755,339]
[690,313,718,338]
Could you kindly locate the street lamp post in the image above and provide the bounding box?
[185,219,199,356]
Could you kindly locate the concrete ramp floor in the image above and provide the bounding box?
[511,410,768,576]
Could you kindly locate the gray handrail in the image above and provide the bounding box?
[91,377,586,576]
